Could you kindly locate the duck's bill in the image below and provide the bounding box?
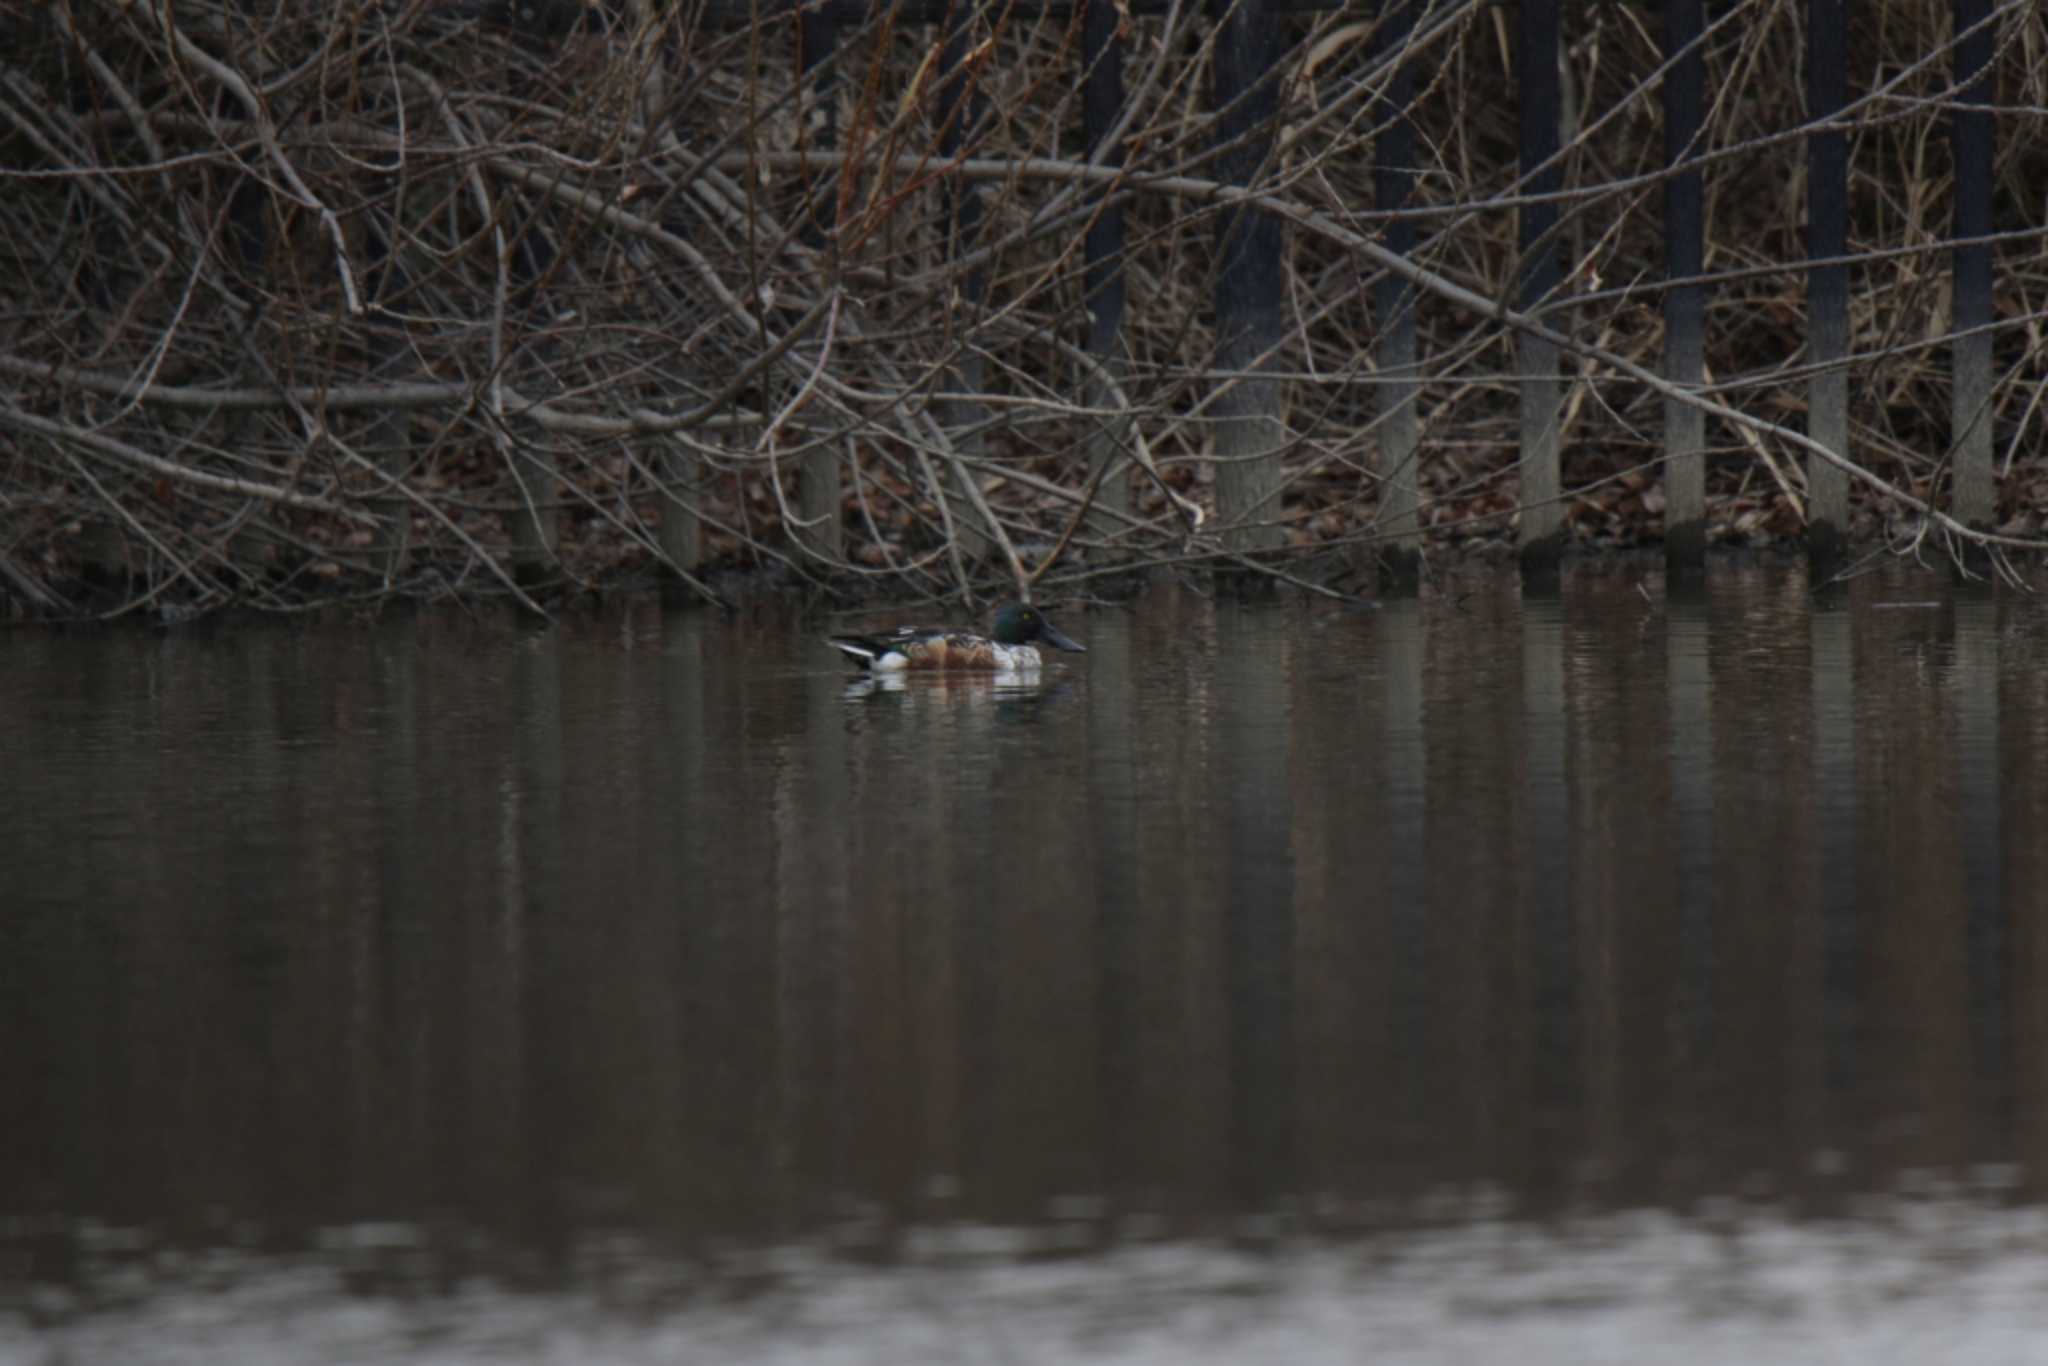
[1041,621,1087,653]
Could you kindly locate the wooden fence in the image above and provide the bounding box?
[1,0,2040,615]
[774,0,2024,586]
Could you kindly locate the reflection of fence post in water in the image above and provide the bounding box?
[1519,594,1575,1147]
[1954,596,2003,1080]
[1083,613,1142,1192]
[1380,600,1427,1065]
[1220,611,1294,1204]
[1810,602,1857,1089]
[1667,587,1714,1045]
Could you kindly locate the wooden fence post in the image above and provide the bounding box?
[1210,0,1287,557]
[363,214,415,585]
[936,2,995,565]
[363,346,414,585]
[659,437,702,605]
[1662,0,1708,572]
[1082,0,1132,556]
[509,436,560,588]
[795,8,845,566]
[1516,0,1565,578]
[1371,0,1423,592]
[1950,0,1996,538]
[1805,0,1850,565]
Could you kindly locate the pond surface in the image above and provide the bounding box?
[6,561,2048,1363]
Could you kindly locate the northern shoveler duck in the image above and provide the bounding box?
[827,602,1086,673]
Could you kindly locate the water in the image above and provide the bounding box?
[5,562,2048,1363]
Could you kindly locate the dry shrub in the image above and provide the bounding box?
[0,0,2043,616]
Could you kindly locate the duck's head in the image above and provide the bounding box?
[991,603,1086,653]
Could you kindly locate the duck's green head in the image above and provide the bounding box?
[991,602,1086,653]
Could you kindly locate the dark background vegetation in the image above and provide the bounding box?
[2,0,2044,618]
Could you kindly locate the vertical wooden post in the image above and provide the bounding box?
[1662,0,1708,572]
[1516,0,1565,577]
[363,382,413,585]
[1371,0,1423,592]
[935,1,994,565]
[795,8,845,565]
[1805,0,1851,565]
[506,227,562,591]
[659,438,701,605]
[362,215,414,585]
[510,437,560,588]
[1210,0,1287,556]
[1081,0,1131,554]
[1950,0,1996,535]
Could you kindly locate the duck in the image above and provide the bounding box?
[826,602,1087,673]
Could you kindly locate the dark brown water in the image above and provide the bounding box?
[5,563,2048,1363]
